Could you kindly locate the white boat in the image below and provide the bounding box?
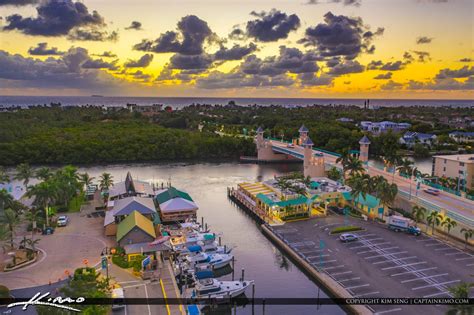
[190,278,253,299]
[178,242,230,255]
[172,233,217,251]
[185,252,233,270]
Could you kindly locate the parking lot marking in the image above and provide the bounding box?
[373,256,417,265]
[434,247,455,252]
[307,254,330,259]
[356,291,380,297]
[332,270,352,276]
[426,243,444,247]
[445,251,465,256]
[365,251,408,259]
[391,267,437,276]
[338,277,361,282]
[360,237,383,242]
[374,308,402,314]
[324,265,345,270]
[466,263,474,266]
[345,283,370,290]
[400,273,448,283]
[382,261,427,270]
[416,238,437,242]
[372,259,392,265]
[350,242,390,249]
[323,259,338,263]
[412,280,460,291]
[455,256,474,261]
[357,246,398,254]
[423,291,452,298]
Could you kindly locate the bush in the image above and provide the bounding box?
[112,254,129,269]
[0,285,10,298]
[330,226,363,234]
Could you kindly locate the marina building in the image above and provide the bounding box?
[155,187,198,223]
[432,154,474,190]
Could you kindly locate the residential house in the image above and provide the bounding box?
[449,131,474,143]
[399,132,437,148]
[360,121,411,134]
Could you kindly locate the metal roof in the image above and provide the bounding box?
[155,187,194,204]
[302,136,314,146]
[359,135,371,144]
[256,126,264,133]
[116,211,156,242]
[299,125,309,132]
[113,196,156,216]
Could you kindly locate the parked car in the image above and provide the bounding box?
[424,188,440,196]
[57,215,69,227]
[339,233,358,242]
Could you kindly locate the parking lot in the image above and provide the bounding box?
[271,215,474,315]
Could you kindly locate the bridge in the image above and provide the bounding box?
[255,125,474,229]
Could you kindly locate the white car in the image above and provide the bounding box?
[339,233,358,242]
[111,288,125,311]
[56,215,69,227]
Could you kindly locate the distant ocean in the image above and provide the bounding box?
[0,95,472,108]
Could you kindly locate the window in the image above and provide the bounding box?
[460,162,465,167]
[443,167,446,172]
[444,159,447,164]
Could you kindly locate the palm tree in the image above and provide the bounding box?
[26,238,41,252]
[460,228,473,248]
[0,224,11,253]
[396,158,414,177]
[376,181,398,219]
[412,206,427,227]
[347,173,371,201]
[345,155,365,178]
[25,209,41,238]
[0,189,14,214]
[0,209,19,249]
[0,167,10,184]
[79,173,95,189]
[426,211,442,234]
[327,167,342,181]
[336,148,351,173]
[99,173,114,191]
[441,217,457,238]
[35,167,52,181]
[14,163,33,188]
[26,182,56,228]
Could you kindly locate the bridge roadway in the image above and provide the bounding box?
[270,140,474,228]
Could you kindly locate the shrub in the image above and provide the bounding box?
[112,255,129,269]
[330,226,363,234]
[0,285,10,298]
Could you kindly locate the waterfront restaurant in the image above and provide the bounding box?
[155,187,198,223]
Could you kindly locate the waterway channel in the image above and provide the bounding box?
[79,162,347,315]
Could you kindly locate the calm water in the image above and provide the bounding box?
[75,162,346,315]
[0,95,472,108]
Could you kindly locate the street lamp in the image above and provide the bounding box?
[101,247,109,283]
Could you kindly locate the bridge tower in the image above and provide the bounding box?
[303,137,326,178]
[298,125,309,145]
[359,135,371,163]
[256,126,281,161]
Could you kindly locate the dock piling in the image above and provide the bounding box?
[241,268,245,281]
[219,236,222,246]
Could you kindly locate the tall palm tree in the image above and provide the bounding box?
[0,224,11,253]
[14,163,33,188]
[25,209,41,238]
[460,228,473,249]
[26,238,40,252]
[99,173,114,191]
[26,182,56,227]
[35,167,52,181]
[412,206,427,227]
[345,155,365,178]
[0,167,10,185]
[426,211,442,234]
[441,217,457,238]
[1,209,19,249]
[347,173,372,201]
[396,158,414,177]
[336,148,351,170]
[369,175,387,195]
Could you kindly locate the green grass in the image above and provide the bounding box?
[68,192,85,212]
[330,225,364,234]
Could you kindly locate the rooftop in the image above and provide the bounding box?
[155,186,194,204]
[299,125,309,133]
[433,154,474,163]
[116,210,156,242]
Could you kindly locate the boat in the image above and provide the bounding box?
[183,252,233,270]
[178,243,231,256]
[190,278,254,299]
[172,233,217,251]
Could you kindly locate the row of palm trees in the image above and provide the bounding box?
[412,205,473,247]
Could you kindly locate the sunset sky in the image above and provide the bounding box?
[0,0,473,98]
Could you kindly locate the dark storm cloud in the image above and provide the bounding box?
[367,60,405,71]
[82,58,117,70]
[28,42,64,55]
[244,9,301,42]
[3,0,104,36]
[93,51,117,58]
[195,71,294,89]
[299,72,334,86]
[412,51,431,62]
[416,36,433,44]
[124,54,154,68]
[459,58,472,62]
[134,15,212,55]
[0,48,123,91]
[169,54,213,70]
[299,12,383,59]
[408,77,473,90]
[306,0,362,6]
[125,21,142,30]
[0,0,38,6]
[68,29,118,42]
[327,60,364,75]
[380,80,403,90]
[435,66,474,79]
[373,72,392,80]
[213,43,257,61]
